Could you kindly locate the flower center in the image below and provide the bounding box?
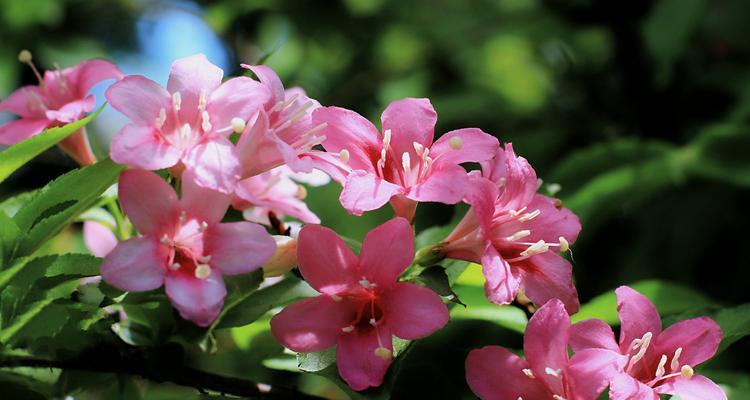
[159,212,212,280]
[625,332,694,386]
[268,94,327,155]
[337,279,391,360]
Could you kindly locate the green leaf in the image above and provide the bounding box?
[642,0,704,83]
[12,158,124,257]
[0,104,105,184]
[0,190,39,217]
[712,303,750,353]
[450,284,528,334]
[0,254,100,291]
[0,211,20,265]
[412,265,465,306]
[688,123,750,187]
[572,280,715,324]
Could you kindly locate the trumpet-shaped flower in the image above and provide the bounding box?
[312,98,499,220]
[441,144,581,312]
[100,169,275,326]
[270,218,449,390]
[106,54,269,193]
[570,286,726,400]
[0,53,123,164]
[466,299,626,400]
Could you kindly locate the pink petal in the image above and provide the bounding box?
[105,75,171,125]
[516,252,580,314]
[481,244,519,305]
[359,217,414,287]
[340,170,404,216]
[110,124,181,170]
[314,106,380,172]
[465,346,551,400]
[485,144,538,211]
[464,175,501,237]
[100,237,167,291]
[166,54,223,122]
[405,163,468,204]
[383,282,448,339]
[58,128,97,166]
[569,319,619,353]
[616,286,662,353]
[45,96,95,123]
[270,295,356,352]
[0,118,51,145]
[182,137,241,194]
[204,222,276,275]
[430,128,499,165]
[523,194,581,246]
[336,325,393,391]
[567,348,628,400]
[0,86,45,118]
[207,77,269,132]
[524,298,570,395]
[297,224,359,295]
[241,64,285,106]
[118,169,179,235]
[305,150,352,185]
[655,375,727,400]
[380,98,436,158]
[236,110,281,176]
[653,317,722,367]
[164,267,226,327]
[609,373,659,400]
[69,59,124,95]
[180,171,230,224]
[83,221,118,257]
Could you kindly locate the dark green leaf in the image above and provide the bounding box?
[688,123,750,187]
[0,211,20,265]
[412,265,465,306]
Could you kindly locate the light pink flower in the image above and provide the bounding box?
[105,54,269,193]
[441,144,581,312]
[236,65,326,177]
[0,55,123,164]
[312,98,499,220]
[570,286,726,400]
[232,166,320,225]
[100,169,276,327]
[466,299,626,400]
[270,218,449,391]
[83,220,118,257]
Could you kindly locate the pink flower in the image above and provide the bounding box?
[232,166,321,225]
[270,218,449,390]
[83,221,118,257]
[236,65,326,177]
[105,54,269,193]
[312,98,499,220]
[466,299,626,400]
[570,286,726,400]
[100,169,276,327]
[441,144,582,312]
[0,53,123,164]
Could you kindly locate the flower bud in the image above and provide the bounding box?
[262,235,298,277]
[414,242,446,266]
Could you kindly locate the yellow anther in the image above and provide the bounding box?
[681,365,694,379]
[339,149,350,163]
[18,49,32,63]
[231,117,246,133]
[558,236,569,252]
[194,264,211,279]
[374,347,392,360]
[449,136,463,150]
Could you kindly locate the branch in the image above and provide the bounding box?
[0,351,325,400]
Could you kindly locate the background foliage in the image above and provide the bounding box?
[1,0,749,398]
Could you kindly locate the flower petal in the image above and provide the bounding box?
[237,110,284,177]
[567,348,628,400]
[297,224,359,294]
[0,86,45,118]
[359,217,414,287]
[242,64,285,106]
[207,77,269,132]
[430,128,499,165]
[383,282,448,339]
[204,222,276,275]
[100,237,166,291]
[314,106,381,172]
[45,96,95,123]
[0,119,50,145]
[569,319,619,353]
[340,170,404,216]
[336,325,393,391]
[481,244,519,305]
[83,221,118,257]
[653,317,722,368]
[616,286,662,353]
[380,98,437,157]
[110,124,181,170]
[655,375,727,400]
[105,75,170,125]
[167,54,223,121]
[464,175,501,237]
[485,144,538,211]
[524,298,570,395]
[180,171,230,224]
[609,373,659,400]
[69,59,124,95]
[465,346,551,400]
[270,295,356,352]
[516,252,580,314]
[405,163,468,204]
[118,169,179,235]
[164,267,226,327]
[183,136,241,194]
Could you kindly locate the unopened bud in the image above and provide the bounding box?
[414,242,446,266]
[262,235,297,277]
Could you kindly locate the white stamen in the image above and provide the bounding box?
[231,117,246,133]
[547,183,562,195]
[552,396,566,400]
[545,367,562,378]
[520,240,549,257]
[413,141,425,155]
[180,124,191,143]
[341,326,354,333]
[509,206,527,217]
[169,262,180,270]
[681,365,694,379]
[655,354,668,378]
[198,255,211,264]
[374,347,392,360]
[339,149,350,163]
[522,368,535,379]
[558,236,569,252]
[402,152,411,173]
[359,278,376,289]
[627,332,653,372]
[172,92,182,111]
[330,294,342,302]
[200,221,209,232]
[156,108,167,129]
[296,185,307,199]
[507,230,531,241]
[369,318,377,326]
[383,129,392,146]
[449,136,463,150]
[671,348,683,371]
[201,110,212,132]
[194,264,211,279]
[198,89,207,110]
[518,209,541,222]
[160,234,171,244]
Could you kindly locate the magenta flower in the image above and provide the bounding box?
[466,299,626,400]
[570,286,726,400]
[232,166,321,226]
[100,169,276,327]
[270,218,449,390]
[236,65,326,177]
[312,98,499,220]
[105,54,269,193]
[0,53,123,164]
[441,144,581,312]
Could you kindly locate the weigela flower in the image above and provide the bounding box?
[270,218,449,390]
[100,169,276,327]
[312,98,499,220]
[570,286,726,400]
[83,220,118,257]
[0,51,123,164]
[105,54,269,193]
[466,299,626,400]
[236,65,325,177]
[441,144,581,312]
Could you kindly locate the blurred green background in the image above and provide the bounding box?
[2,0,750,398]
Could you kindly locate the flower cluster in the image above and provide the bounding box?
[1,52,726,396]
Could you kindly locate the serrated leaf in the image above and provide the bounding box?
[0,190,38,218]
[0,280,79,344]
[0,211,20,265]
[0,104,105,184]
[0,254,100,291]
